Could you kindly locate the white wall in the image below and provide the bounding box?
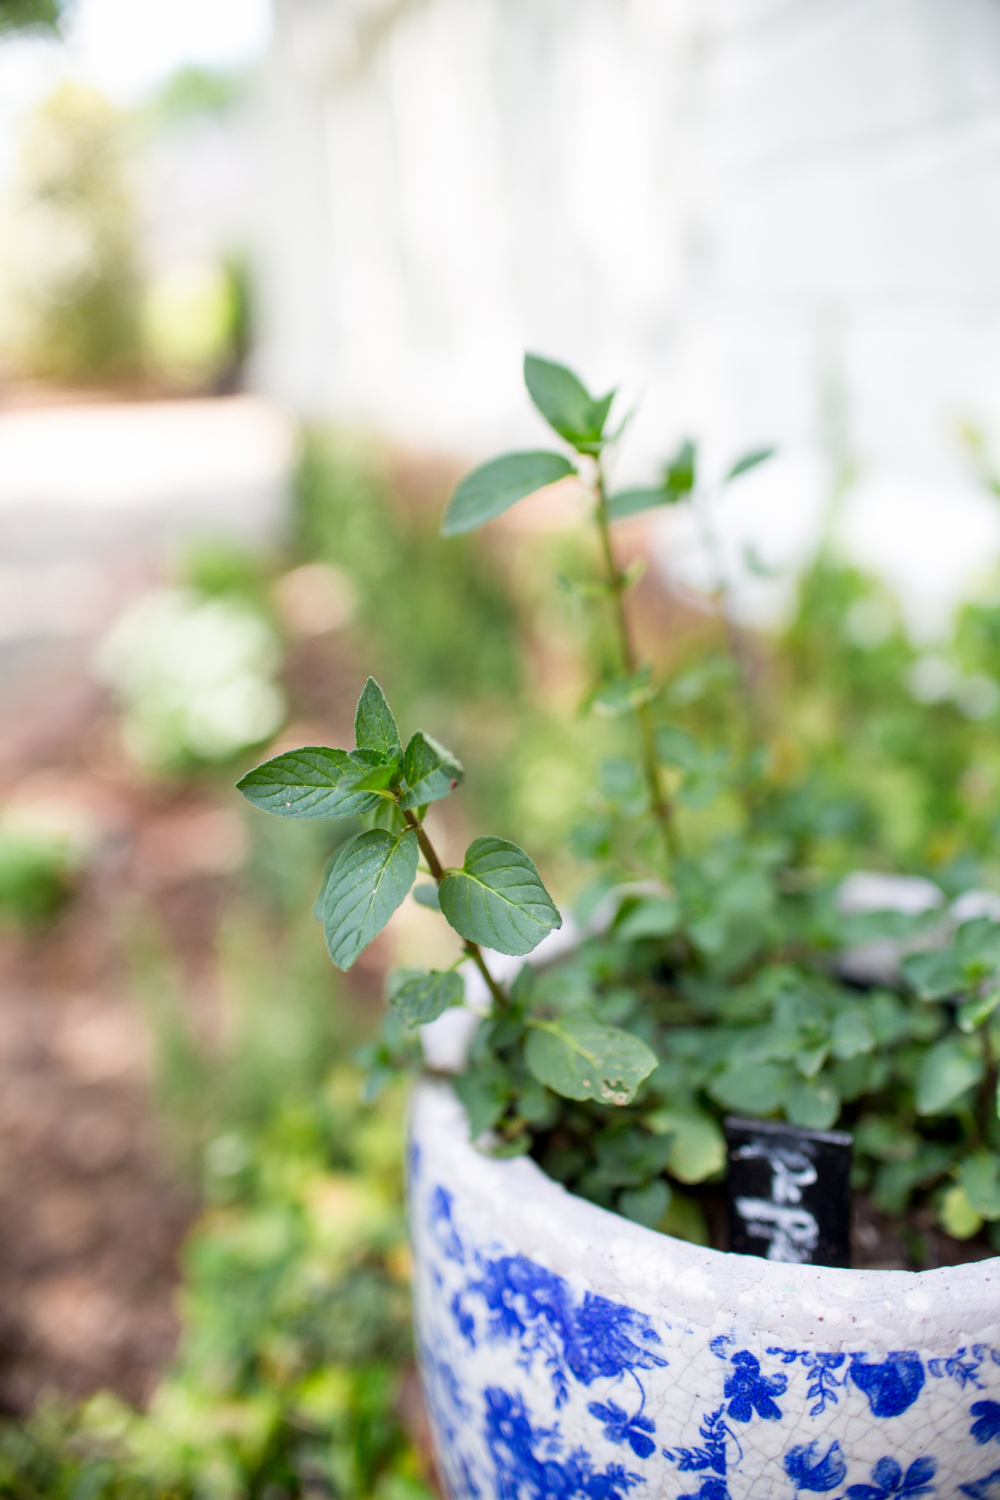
[254,0,1000,633]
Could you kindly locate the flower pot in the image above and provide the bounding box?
[410,1079,1000,1500]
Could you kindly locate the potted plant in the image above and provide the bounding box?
[238,357,1000,1498]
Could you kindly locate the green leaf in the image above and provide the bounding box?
[322,828,418,970]
[614,896,680,942]
[872,1147,953,1214]
[453,1060,510,1138]
[354,678,401,759]
[954,916,1000,972]
[655,724,704,772]
[709,1060,791,1115]
[659,1191,710,1246]
[412,882,441,911]
[389,967,464,1026]
[590,666,656,717]
[785,1077,841,1131]
[959,988,1000,1033]
[237,746,384,819]
[915,1036,984,1115]
[524,1010,656,1104]
[400,731,463,810]
[605,488,674,522]
[351,754,403,792]
[439,836,561,956]
[794,1044,829,1079]
[313,850,339,920]
[960,1150,1000,1220]
[902,949,963,1001]
[664,438,696,496]
[523,353,614,450]
[363,799,407,833]
[726,446,775,482]
[441,451,576,536]
[618,1180,670,1229]
[830,1008,875,1060]
[595,1128,674,1185]
[938,1182,983,1240]
[645,1108,725,1184]
[853,1116,919,1162]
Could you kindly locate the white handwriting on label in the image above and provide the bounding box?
[734,1196,819,1262]
[734,1142,820,1262]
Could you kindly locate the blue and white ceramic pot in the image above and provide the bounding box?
[409,1080,1000,1500]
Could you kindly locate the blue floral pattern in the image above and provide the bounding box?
[929,1347,1000,1391]
[410,1103,1000,1500]
[972,1402,1000,1446]
[768,1349,847,1415]
[784,1440,848,1491]
[587,1400,656,1459]
[837,1455,936,1499]
[484,1387,643,1500]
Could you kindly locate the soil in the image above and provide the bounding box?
[0,618,396,1413]
[0,669,224,1411]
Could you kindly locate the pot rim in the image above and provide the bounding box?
[416,922,1000,1310]
[412,1078,1000,1341]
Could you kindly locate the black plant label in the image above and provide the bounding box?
[724,1116,853,1269]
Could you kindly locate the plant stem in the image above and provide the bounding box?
[402,809,507,1010]
[593,460,677,857]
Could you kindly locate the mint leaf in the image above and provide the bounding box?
[958,987,1000,1032]
[645,1108,725,1184]
[785,1077,840,1131]
[939,1182,982,1239]
[960,1150,1000,1220]
[915,1037,984,1115]
[664,438,696,496]
[618,1180,670,1228]
[439,836,561,956]
[351,754,403,793]
[441,451,575,536]
[389,967,464,1026]
[523,353,614,451]
[453,1060,510,1138]
[237,746,384,819]
[614,897,680,942]
[322,828,418,970]
[606,487,674,521]
[354,678,401,759]
[656,723,704,772]
[830,1008,875,1059]
[400,731,463,810]
[727,446,775,482]
[524,1010,656,1104]
[412,882,441,911]
[902,949,963,1000]
[590,666,655,717]
[709,1060,792,1114]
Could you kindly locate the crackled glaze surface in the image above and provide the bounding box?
[410,1082,1000,1500]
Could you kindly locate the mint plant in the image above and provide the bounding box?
[239,355,1000,1259]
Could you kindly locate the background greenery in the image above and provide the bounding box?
[4,426,1000,1492]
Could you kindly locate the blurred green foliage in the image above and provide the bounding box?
[0,823,74,927]
[294,432,521,726]
[785,549,1000,873]
[9,389,1000,1491]
[1,82,144,383]
[0,828,430,1498]
[0,0,60,33]
[0,1067,426,1499]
